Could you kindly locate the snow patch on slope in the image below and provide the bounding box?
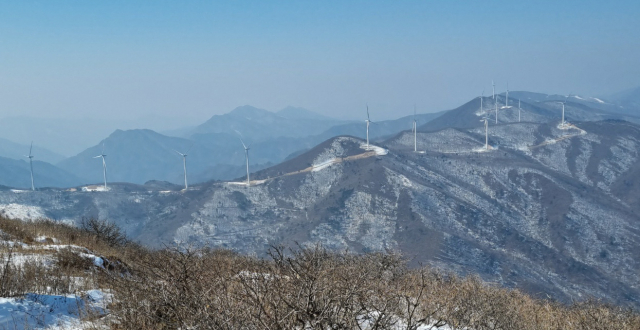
[0,204,46,221]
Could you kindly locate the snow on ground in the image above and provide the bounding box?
[78,252,104,268]
[357,312,455,330]
[36,236,60,244]
[0,291,110,329]
[592,97,606,104]
[227,179,267,186]
[0,203,46,221]
[473,146,494,153]
[360,144,388,155]
[2,253,55,268]
[81,186,110,192]
[573,95,585,100]
[312,158,337,172]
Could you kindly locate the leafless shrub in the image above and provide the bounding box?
[80,218,128,247]
[56,247,94,272]
[0,216,638,329]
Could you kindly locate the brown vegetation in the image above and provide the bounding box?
[0,215,638,329]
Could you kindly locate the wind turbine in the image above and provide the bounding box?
[24,142,35,191]
[492,80,495,100]
[557,94,570,127]
[365,104,373,149]
[506,83,509,107]
[236,131,251,186]
[518,99,522,122]
[93,143,108,190]
[480,116,489,151]
[412,105,417,152]
[174,144,194,190]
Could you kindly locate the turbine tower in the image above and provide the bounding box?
[557,95,569,127]
[480,117,489,150]
[365,104,373,149]
[236,131,251,186]
[25,142,35,191]
[518,99,522,122]
[412,105,417,152]
[492,80,495,100]
[93,143,107,190]
[174,144,194,190]
[506,83,509,107]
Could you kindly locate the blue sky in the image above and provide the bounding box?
[1,0,639,121]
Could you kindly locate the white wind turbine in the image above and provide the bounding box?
[24,141,35,191]
[480,116,489,151]
[557,94,570,127]
[492,80,495,100]
[365,104,374,149]
[505,83,509,107]
[174,144,194,190]
[495,98,499,124]
[412,105,417,152]
[93,143,108,190]
[236,131,251,186]
[518,99,522,122]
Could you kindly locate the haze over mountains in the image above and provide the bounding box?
[1,88,640,189]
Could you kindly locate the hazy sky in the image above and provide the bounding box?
[1,0,639,123]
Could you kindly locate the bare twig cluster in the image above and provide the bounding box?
[0,216,638,329]
[104,245,640,330]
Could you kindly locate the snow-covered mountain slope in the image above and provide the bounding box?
[1,120,639,307]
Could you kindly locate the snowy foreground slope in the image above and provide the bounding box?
[0,120,639,308]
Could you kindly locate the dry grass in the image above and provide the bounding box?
[0,215,638,329]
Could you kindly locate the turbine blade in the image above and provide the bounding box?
[366,104,370,121]
[29,141,33,156]
[234,130,248,149]
[185,142,195,154]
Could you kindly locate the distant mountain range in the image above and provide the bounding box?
[3,118,639,308]
[1,87,639,188]
[420,92,640,132]
[53,106,446,185]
